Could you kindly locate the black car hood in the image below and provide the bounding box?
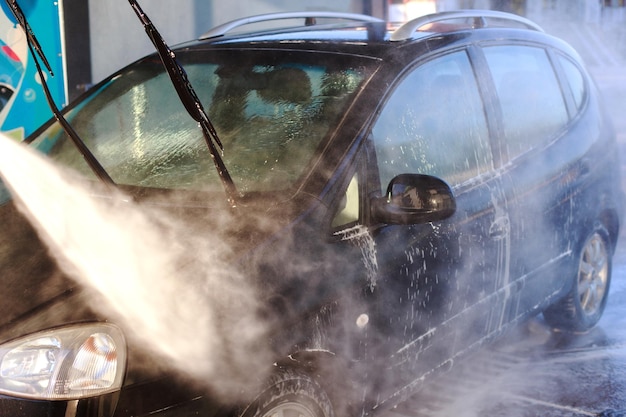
[0,189,315,335]
[0,201,77,330]
[0,187,332,393]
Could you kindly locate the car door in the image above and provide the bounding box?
[360,48,516,388]
[479,44,577,314]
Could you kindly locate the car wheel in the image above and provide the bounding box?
[240,368,335,417]
[543,225,612,332]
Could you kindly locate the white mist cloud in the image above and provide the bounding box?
[0,134,271,400]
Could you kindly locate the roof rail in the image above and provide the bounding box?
[390,9,543,41]
[200,11,384,40]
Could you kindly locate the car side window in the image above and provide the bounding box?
[331,173,360,228]
[482,45,568,159]
[371,50,492,191]
[557,54,586,111]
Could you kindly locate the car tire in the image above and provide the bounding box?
[239,368,335,417]
[543,225,612,332]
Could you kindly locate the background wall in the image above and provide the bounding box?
[76,0,604,99]
[87,0,358,84]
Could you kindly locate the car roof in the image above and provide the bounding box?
[172,9,588,70]
[185,9,552,59]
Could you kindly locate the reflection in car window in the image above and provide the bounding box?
[28,52,370,193]
[557,54,586,111]
[372,50,492,190]
[483,45,568,159]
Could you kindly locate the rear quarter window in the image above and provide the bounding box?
[557,54,586,111]
[483,45,568,159]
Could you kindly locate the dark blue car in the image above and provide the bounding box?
[0,10,622,417]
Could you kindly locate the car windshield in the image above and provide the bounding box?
[28,49,371,194]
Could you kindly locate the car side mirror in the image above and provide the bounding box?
[371,174,456,225]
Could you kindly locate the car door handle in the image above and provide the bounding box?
[489,216,510,240]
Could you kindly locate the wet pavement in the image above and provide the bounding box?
[380,3,626,416]
[381,241,626,417]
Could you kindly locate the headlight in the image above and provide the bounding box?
[0,323,126,400]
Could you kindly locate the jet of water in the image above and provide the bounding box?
[0,134,271,400]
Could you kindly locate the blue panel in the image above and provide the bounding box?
[0,0,66,140]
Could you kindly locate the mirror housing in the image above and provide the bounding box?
[371,174,456,225]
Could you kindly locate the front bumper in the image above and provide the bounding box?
[0,378,233,417]
[0,392,118,417]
